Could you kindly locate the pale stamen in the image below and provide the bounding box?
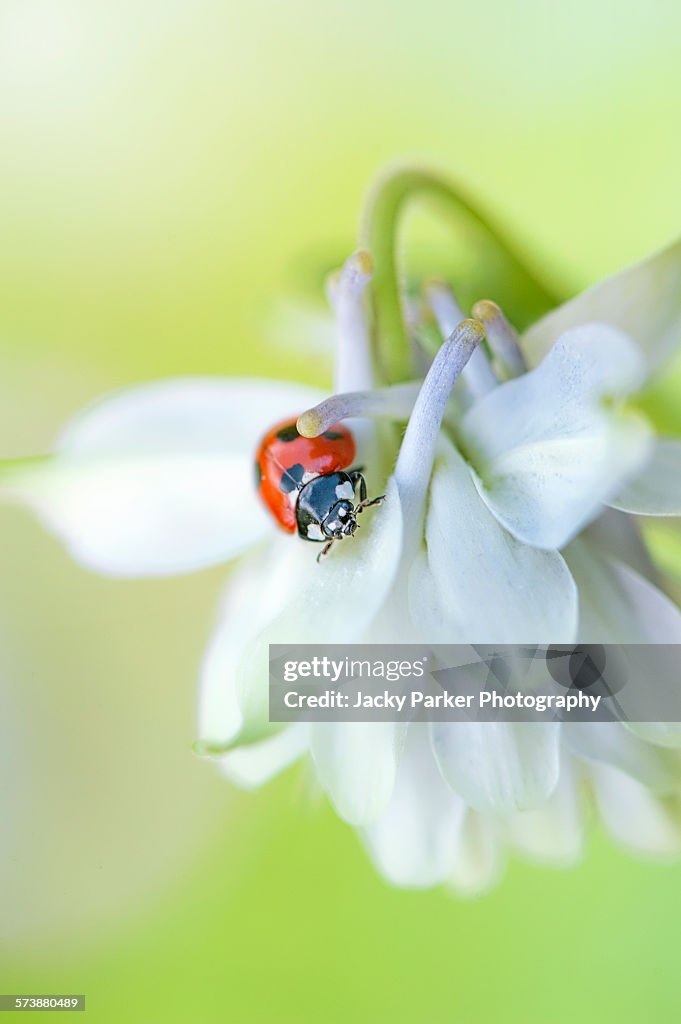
[326,250,375,394]
[472,299,526,378]
[297,382,421,438]
[425,281,497,398]
[394,318,485,555]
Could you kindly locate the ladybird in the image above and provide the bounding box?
[255,416,385,560]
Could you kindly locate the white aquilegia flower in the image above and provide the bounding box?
[3,168,681,894]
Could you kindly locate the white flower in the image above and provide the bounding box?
[3,171,681,894]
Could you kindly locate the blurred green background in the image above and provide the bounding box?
[1,1,681,1020]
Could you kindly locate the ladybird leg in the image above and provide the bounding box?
[315,540,333,565]
[349,470,367,503]
[357,493,386,513]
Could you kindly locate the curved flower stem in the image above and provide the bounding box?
[362,166,561,384]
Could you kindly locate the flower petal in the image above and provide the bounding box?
[199,497,405,807]
[460,324,652,549]
[57,377,324,456]
[4,378,325,576]
[565,538,681,643]
[564,721,678,793]
[198,538,307,749]
[623,721,681,750]
[311,721,407,827]
[609,439,681,516]
[506,759,584,867]
[409,439,578,643]
[566,538,681,750]
[591,762,681,858]
[361,724,467,886]
[218,724,309,789]
[430,719,562,814]
[231,479,403,742]
[9,454,272,577]
[523,237,681,372]
[583,509,657,583]
[447,812,504,898]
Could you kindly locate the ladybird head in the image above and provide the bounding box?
[322,500,358,539]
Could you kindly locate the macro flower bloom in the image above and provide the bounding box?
[2,168,681,893]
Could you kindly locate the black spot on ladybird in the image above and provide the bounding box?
[322,430,344,440]
[275,424,300,443]
[279,462,306,493]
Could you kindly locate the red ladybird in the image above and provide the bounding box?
[255,416,385,560]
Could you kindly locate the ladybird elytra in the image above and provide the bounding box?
[255,415,385,559]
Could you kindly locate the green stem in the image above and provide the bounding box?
[361,166,562,384]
